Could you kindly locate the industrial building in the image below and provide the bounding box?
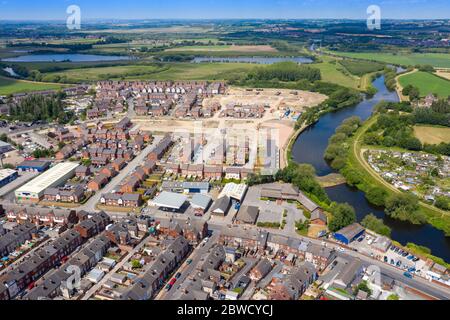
[0,169,18,188]
[219,183,248,202]
[150,191,188,212]
[15,162,80,202]
[0,140,13,155]
[334,223,365,245]
[16,160,51,173]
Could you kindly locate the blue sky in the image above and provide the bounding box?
[0,0,449,20]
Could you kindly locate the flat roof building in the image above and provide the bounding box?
[16,160,51,173]
[15,162,80,202]
[0,169,18,188]
[151,191,188,211]
[0,140,13,155]
[219,183,248,202]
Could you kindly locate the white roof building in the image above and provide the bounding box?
[15,162,79,200]
[219,183,248,202]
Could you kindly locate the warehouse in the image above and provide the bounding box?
[0,140,13,155]
[0,169,18,188]
[15,162,80,202]
[16,160,51,173]
[334,223,365,245]
[150,191,188,212]
[219,183,248,202]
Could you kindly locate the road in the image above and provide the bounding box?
[79,137,161,212]
[207,221,450,300]
[81,235,151,300]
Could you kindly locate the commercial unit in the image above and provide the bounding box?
[219,183,248,202]
[16,160,51,173]
[0,169,18,188]
[15,162,80,202]
[150,191,188,212]
[0,140,13,155]
[334,223,365,245]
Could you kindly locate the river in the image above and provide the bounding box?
[292,76,450,262]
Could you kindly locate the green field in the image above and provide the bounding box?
[398,71,450,98]
[44,62,257,82]
[310,58,361,90]
[330,52,450,68]
[339,59,385,76]
[0,76,67,95]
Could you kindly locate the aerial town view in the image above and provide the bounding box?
[0,0,449,308]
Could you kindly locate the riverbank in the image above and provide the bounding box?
[350,115,450,235]
[292,75,450,262]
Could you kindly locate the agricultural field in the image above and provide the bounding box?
[330,51,450,68]
[310,57,361,90]
[42,64,168,82]
[398,71,450,98]
[165,44,277,53]
[339,59,385,76]
[0,76,67,95]
[43,62,256,82]
[414,125,450,145]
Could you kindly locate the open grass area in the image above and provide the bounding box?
[398,71,450,98]
[330,51,450,68]
[42,64,168,82]
[414,125,450,145]
[44,62,256,82]
[166,44,277,53]
[310,58,361,90]
[0,76,67,95]
[339,59,385,76]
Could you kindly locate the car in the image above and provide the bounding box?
[402,252,409,257]
[338,247,345,252]
[412,257,420,262]
[165,283,172,290]
[403,272,413,279]
[175,272,182,279]
[169,278,177,286]
[357,237,363,242]
[407,255,414,260]
[384,256,388,262]
[186,259,193,265]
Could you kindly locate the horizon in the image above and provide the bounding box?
[1,0,450,20]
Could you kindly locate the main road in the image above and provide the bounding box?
[207,221,450,300]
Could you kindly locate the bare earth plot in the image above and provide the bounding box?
[435,69,450,81]
[414,125,450,145]
[203,87,327,113]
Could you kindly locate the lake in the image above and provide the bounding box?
[292,76,450,262]
[192,56,313,64]
[2,54,133,62]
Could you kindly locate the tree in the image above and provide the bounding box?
[361,213,391,237]
[354,280,372,296]
[387,294,399,300]
[329,203,356,232]
[365,186,388,207]
[385,193,426,224]
[435,196,450,211]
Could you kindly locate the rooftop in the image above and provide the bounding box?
[152,191,188,210]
